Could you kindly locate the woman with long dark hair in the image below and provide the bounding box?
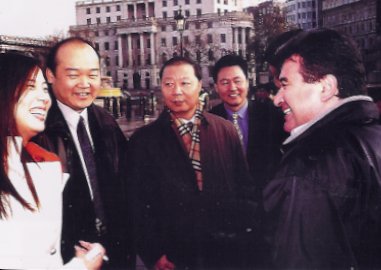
[0,52,105,269]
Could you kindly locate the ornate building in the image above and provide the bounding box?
[284,0,320,30]
[321,0,381,93]
[69,0,255,90]
[0,35,51,65]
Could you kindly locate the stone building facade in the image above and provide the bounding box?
[321,0,381,94]
[284,0,319,30]
[0,35,51,65]
[69,0,254,90]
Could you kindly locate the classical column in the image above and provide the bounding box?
[118,35,123,67]
[140,33,145,66]
[144,2,148,18]
[234,27,239,54]
[150,32,155,65]
[127,34,133,67]
[133,3,137,20]
[241,27,246,58]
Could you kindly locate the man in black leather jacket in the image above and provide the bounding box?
[34,37,133,269]
[264,28,381,269]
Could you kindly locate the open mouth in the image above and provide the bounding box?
[75,92,91,97]
[283,108,291,115]
[30,107,47,120]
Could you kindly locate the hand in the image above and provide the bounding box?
[75,240,106,270]
[154,254,175,270]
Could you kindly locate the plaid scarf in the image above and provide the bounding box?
[170,104,204,191]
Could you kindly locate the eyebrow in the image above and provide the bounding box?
[64,68,100,72]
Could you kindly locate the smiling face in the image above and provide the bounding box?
[15,68,51,143]
[161,63,202,120]
[46,41,100,112]
[273,55,325,132]
[214,65,249,111]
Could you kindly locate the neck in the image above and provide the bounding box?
[225,99,248,112]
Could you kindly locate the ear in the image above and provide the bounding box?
[320,74,339,102]
[46,68,55,84]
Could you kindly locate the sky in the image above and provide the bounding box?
[0,0,264,39]
[0,0,77,38]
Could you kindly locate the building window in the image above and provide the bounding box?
[115,56,119,66]
[163,0,167,7]
[207,34,213,43]
[161,25,166,31]
[196,50,201,62]
[163,11,167,19]
[197,9,202,16]
[104,30,109,36]
[172,24,177,31]
[87,18,91,25]
[174,0,178,5]
[147,55,151,65]
[221,33,226,43]
[197,0,201,3]
[195,22,201,29]
[95,43,99,51]
[114,40,118,50]
[161,38,166,46]
[185,10,190,17]
[195,35,201,45]
[107,17,111,23]
[106,6,111,12]
[117,15,121,21]
[104,42,110,50]
[217,8,221,15]
[116,5,121,11]
[86,8,91,14]
[162,53,168,63]
[207,21,213,28]
[96,17,101,24]
[147,39,151,48]
[96,7,101,13]
[95,31,99,37]
[208,49,214,61]
[105,57,110,67]
[184,36,189,44]
[172,36,178,46]
[185,0,190,5]
[224,0,228,4]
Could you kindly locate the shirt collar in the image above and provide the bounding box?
[224,99,248,119]
[284,95,373,145]
[57,100,89,129]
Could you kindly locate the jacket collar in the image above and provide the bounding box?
[284,96,377,145]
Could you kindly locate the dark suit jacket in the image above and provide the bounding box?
[127,110,261,269]
[210,99,287,189]
[34,101,132,269]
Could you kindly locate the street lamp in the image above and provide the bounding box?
[174,6,186,56]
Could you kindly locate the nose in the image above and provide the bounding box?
[78,76,90,88]
[173,83,183,95]
[38,90,51,105]
[273,89,284,107]
[229,81,238,91]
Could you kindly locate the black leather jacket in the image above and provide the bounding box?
[264,97,381,269]
[34,101,131,269]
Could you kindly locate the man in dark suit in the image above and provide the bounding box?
[128,56,261,270]
[34,37,132,269]
[210,54,287,190]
